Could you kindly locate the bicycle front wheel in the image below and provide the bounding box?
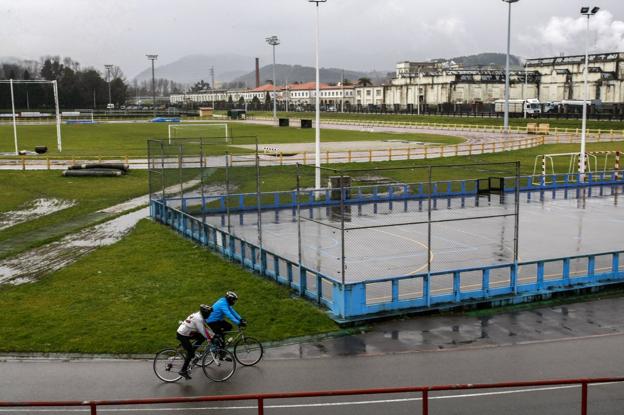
[234,337,263,366]
[153,348,184,383]
[202,350,236,382]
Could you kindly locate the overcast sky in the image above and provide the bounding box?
[1,0,624,79]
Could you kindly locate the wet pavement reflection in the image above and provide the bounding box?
[264,296,624,359]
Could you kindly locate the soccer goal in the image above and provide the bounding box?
[0,79,62,154]
[167,123,229,144]
[532,151,621,184]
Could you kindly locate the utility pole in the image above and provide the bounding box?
[146,54,158,117]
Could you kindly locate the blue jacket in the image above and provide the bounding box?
[207,297,242,325]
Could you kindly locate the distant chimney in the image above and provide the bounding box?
[255,58,260,88]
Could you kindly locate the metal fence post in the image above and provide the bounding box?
[255,138,264,273]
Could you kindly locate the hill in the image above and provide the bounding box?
[231,64,390,87]
[133,54,253,85]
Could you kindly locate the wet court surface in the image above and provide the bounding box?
[202,186,624,285]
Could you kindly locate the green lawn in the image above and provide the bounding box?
[0,122,462,158]
[0,219,338,354]
[1,140,622,354]
[247,111,624,131]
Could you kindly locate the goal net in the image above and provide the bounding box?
[0,79,62,155]
[168,123,229,143]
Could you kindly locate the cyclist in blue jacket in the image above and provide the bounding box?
[207,291,246,349]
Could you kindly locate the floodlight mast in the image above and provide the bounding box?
[104,64,113,107]
[265,35,280,121]
[579,6,600,178]
[146,54,158,117]
[309,0,327,190]
[502,0,519,132]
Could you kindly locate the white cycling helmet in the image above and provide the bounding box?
[225,291,238,305]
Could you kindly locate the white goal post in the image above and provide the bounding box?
[167,123,229,144]
[0,79,62,154]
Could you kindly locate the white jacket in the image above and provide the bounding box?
[177,312,213,339]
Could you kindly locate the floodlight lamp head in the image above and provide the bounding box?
[146,54,158,60]
[502,0,519,3]
[308,0,327,4]
[591,6,600,14]
[580,7,590,14]
[266,35,280,46]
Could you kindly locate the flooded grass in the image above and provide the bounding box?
[0,198,76,231]
[0,171,150,259]
[0,219,337,354]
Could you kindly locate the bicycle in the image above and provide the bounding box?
[220,326,263,366]
[153,339,236,383]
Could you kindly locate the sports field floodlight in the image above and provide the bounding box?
[104,64,113,106]
[579,6,599,177]
[309,0,327,190]
[265,35,280,121]
[146,54,158,117]
[502,0,519,132]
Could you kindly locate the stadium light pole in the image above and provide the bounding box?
[146,54,158,117]
[265,35,280,121]
[309,0,326,190]
[104,64,113,107]
[579,6,599,178]
[502,0,519,132]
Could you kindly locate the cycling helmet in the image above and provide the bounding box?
[199,304,212,319]
[225,291,238,305]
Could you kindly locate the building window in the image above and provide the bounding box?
[366,90,371,96]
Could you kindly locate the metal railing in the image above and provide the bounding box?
[2,376,623,414]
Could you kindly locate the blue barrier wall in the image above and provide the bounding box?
[151,172,624,322]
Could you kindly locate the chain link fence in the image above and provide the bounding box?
[296,162,520,284]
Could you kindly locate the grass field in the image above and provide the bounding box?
[0,220,338,354]
[1,140,623,353]
[0,122,463,157]
[246,111,624,130]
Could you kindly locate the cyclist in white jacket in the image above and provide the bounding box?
[176,304,213,379]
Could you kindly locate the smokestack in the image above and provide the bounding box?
[255,58,260,88]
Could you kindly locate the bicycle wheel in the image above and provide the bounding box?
[153,348,185,382]
[201,349,236,382]
[234,337,263,366]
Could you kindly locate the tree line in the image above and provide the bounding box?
[0,56,128,110]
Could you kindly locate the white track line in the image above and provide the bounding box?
[1,382,621,412]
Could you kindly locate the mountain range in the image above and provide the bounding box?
[133,52,522,87]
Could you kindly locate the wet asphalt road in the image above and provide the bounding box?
[2,296,624,414]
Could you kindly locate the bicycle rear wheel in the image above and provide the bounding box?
[201,349,236,381]
[234,337,263,366]
[153,348,184,383]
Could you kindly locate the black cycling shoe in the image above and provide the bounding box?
[179,370,192,380]
[218,352,232,362]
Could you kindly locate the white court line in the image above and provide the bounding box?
[1,382,621,412]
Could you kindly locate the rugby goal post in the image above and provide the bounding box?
[167,123,229,144]
[0,79,62,154]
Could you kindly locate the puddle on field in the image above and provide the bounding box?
[0,180,228,287]
[0,208,149,286]
[0,199,76,231]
